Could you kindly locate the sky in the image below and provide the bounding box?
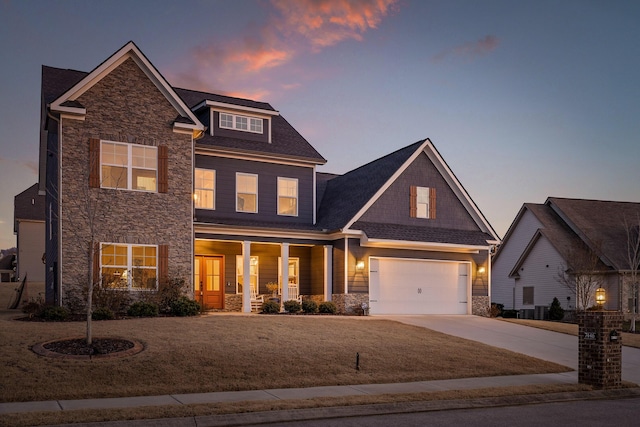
[1,0,639,251]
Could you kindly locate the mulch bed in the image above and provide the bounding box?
[32,337,145,360]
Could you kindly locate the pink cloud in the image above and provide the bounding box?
[432,35,500,63]
[168,0,399,99]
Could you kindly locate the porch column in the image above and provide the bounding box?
[242,241,251,313]
[344,237,349,294]
[281,243,289,303]
[324,245,333,301]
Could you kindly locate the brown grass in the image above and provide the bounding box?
[1,282,569,404]
[499,318,640,348]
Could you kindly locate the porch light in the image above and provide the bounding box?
[595,287,606,307]
[356,260,365,271]
[477,266,486,274]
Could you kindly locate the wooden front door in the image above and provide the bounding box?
[195,256,224,310]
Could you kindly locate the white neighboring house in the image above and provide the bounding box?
[14,183,45,282]
[492,197,640,318]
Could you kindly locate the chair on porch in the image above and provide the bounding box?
[287,284,303,304]
[250,285,264,312]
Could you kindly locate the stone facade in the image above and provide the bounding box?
[577,311,623,389]
[332,293,370,315]
[472,296,490,317]
[59,58,193,306]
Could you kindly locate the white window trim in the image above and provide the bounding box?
[101,140,157,192]
[236,172,258,213]
[416,186,430,219]
[236,255,259,294]
[100,243,158,291]
[277,177,298,217]
[219,112,263,134]
[194,168,216,210]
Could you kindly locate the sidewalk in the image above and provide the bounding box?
[0,371,578,414]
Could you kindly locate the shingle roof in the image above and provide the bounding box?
[174,87,276,112]
[316,140,424,231]
[14,183,45,232]
[41,65,87,106]
[547,197,640,271]
[353,221,494,246]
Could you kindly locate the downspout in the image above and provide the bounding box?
[47,109,62,306]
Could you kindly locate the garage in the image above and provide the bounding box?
[368,257,470,315]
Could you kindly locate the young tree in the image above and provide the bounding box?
[625,215,640,332]
[557,241,603,311]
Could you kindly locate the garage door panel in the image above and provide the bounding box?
[370,258,469,315]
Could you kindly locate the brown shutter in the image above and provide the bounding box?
[429,187,437,219]
[89,138,100,188]
[92,242,100,286]
[410,185,417,218]
[158,145,168,193]
[158,244,169,284]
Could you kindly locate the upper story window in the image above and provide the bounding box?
[194,168,215,209]
[220,112,263,134]
[410,186,436,219]
[101,243,157,290]
[101,141,157,192]
[236,173,258,213]
[278,177,298,216]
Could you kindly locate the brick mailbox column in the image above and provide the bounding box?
[578,311,623,389]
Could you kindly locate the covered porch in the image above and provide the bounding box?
[194,238,332,312]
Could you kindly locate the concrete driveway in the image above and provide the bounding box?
[381,315,640,385]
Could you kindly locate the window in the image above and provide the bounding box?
[236,173,258,213]
[219,112,263,134]
[278,177,298,216]
[194,168,215,209]
[410,186,436,219]
[101,141,157,191]
[236,255,258,294]
[101,243,157,290]
[523,286,534,305]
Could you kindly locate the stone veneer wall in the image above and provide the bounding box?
[59,58,193,307]
[332,293,370,315]
[472,296,490,317]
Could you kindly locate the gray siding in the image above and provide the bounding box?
[492,209,543,308]
[359,152,478,231]
[513,236,572,310]
[195,156,315,225]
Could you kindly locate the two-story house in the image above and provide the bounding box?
[40,41,499,315]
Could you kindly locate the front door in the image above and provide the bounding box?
[195,256,224,310]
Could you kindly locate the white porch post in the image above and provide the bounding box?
[281,243,289,303]
[242,241,251,313]
[324,245,333,301]
[344,237,349,294]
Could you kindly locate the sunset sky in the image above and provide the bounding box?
[1,0,639,251]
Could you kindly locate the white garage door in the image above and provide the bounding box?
[369,258,470,315]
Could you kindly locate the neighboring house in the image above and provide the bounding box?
[14,183,46,282]
[40,41,499,315]
[492,197,640,318]
[0,252,16,282]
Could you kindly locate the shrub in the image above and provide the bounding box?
[302,299,318,314]
[22,300,45,317]
[170,296,201,317]
[41,306,70,321]
[155,277,188,314]
[284,300,301,313]
[92,307,115,320]
[318,301,337,314]
[127,301,159,317]
[490,303,504,318]
[501,309,519,318]
[261,300,281,314]
[549,297,565,321]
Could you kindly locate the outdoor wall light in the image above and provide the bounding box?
[477,266,486,274]
[595,287,606,307]
[356,260,365,271]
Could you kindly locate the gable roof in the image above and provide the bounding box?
[316,139,499,246]
[14,183,45,232]
[547,197,640,271]
[48,41,203,134]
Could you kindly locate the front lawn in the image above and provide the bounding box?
[0,287,570,403]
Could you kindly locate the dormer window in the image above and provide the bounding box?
[220,112,263,134]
